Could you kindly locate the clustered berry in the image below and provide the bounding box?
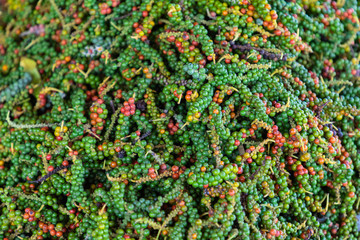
[120,98,136,116]
[0,0,360,239]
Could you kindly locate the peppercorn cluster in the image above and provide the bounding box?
[1,0,360,239]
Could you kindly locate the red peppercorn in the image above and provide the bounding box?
[228,189,235,196]
[172,165,179,172]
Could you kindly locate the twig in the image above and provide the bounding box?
[28,164,72,184]
[49,0,66,28]
[6,111,60,129]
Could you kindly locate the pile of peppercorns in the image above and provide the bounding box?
[0,0,360,239]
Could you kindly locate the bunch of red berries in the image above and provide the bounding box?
[121,97,136,116]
